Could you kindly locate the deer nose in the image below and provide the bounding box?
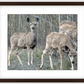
[72,61,75,64]
[32,27,35,29]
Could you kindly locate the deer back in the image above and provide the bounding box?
[59,20,77,27]
[46,32,68,48]
[10,33,26,47]
[59,23,77,43]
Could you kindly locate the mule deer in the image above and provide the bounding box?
[8,17,39,66]
[40,32,76,70]
[59,20,77,50]
[59,20,77,27]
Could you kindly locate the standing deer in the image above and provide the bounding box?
[8,17,39,66]
[59,20,77,50]
[52,20,77,57]
[40,32,76,70]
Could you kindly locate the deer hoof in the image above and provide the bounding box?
[8,64,10,66]
[31,62,33,65]
[8,62,10,66]
[70,67,74,70]
[70,67,72,70]
[51,67,53,69]
[40,65,43,68]
[28,63,30,65]
[60,66,62,70]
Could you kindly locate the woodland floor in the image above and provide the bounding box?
[8,47,77,70]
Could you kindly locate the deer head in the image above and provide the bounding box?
[27,17,39,31]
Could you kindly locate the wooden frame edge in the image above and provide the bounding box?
[0,79,84,82]
[0,2,84,5]
[0,2,84,82]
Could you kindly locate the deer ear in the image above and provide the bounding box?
[36,18,39,22]
[27,17,30,22]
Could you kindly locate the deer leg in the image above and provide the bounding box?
[71,63,74,70]
[49,54,53,69]
[69,56,74,70]
[58,47,63,70]
[49,48,54,69]
[8,46,16,66]
[31,49,33,65]
[16,48,23,65]
[40,49,48,68]
[27,46,30,65]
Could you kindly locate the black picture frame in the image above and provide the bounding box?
[0,2,84,82]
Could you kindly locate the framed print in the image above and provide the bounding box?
[0,2,84,82]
